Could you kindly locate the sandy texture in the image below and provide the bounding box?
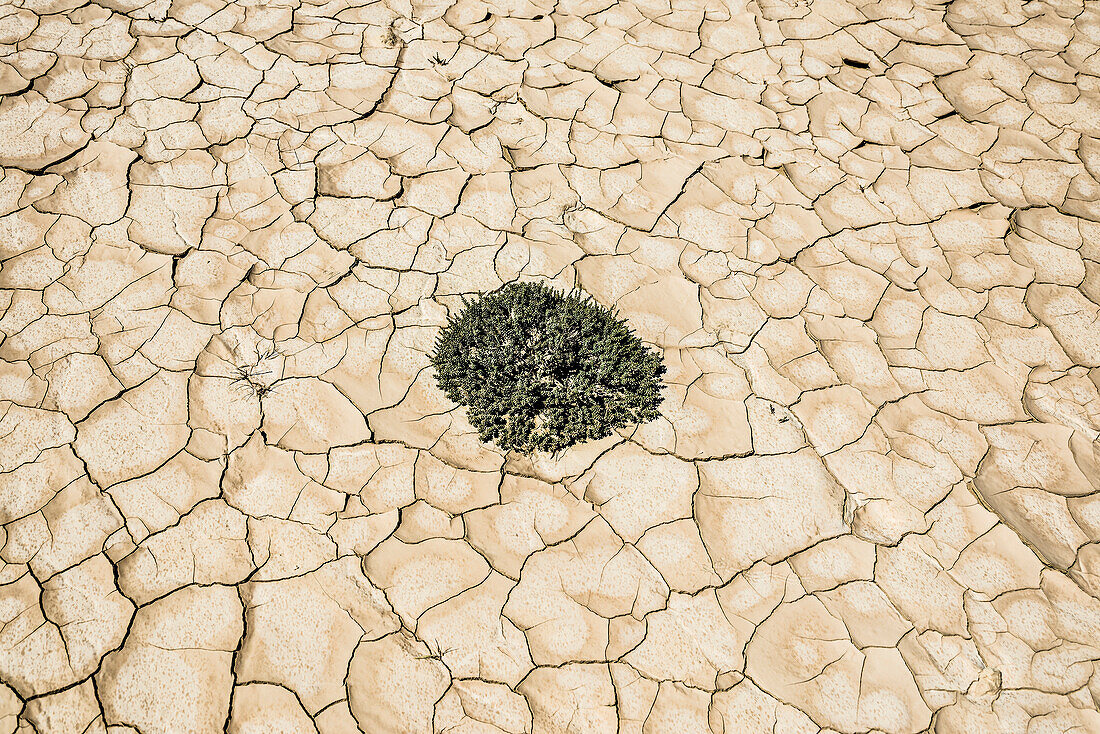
[1,0,1100,731]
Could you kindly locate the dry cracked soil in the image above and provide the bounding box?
[1,0,1099,731]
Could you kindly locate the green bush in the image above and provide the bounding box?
[430,282,667,454]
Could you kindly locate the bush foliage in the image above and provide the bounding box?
[430,282,667,454]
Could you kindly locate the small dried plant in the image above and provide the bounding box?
[230,342,281,399]
[382,20,400,47]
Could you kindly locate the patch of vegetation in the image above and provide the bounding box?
[230,342,280,399]
[430,281,667,454]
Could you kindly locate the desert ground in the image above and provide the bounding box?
[1,0,1100,731]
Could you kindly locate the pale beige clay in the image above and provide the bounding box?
[0,0,1099,731]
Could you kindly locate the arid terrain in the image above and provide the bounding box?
[1,0,1100,731]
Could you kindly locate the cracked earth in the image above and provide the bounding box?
[1,0,1099,731]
